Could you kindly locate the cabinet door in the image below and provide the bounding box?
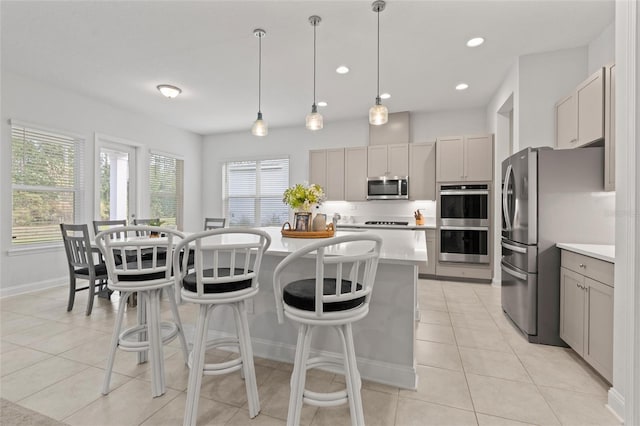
[309,150,327,189]
[409,142,436,200]
[345,147,368,201]
[577,68,605,147]
[464,135,493,181]
[425,229,436,275]
[367,145,388,177]
[560,267,586,355]
[556,94,578,149]
[325,148,345,200]
[436,136,464,182]
[387,144,409,176]
[604,64,615,191]
[584,277,614,382]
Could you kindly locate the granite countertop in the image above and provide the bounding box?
[556,243,615,263]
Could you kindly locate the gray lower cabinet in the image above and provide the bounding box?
[559,250,614,382]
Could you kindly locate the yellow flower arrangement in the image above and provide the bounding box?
[282,183,326,212]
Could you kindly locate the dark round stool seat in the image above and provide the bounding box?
[183,268,253,293]
[283,278,364,312]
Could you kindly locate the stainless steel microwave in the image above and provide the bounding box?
[367,176,409,200]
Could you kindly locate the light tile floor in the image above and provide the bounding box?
[0,279,621,425]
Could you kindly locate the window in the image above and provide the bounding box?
[149,151,184,228]
[11,122,84,245]
[223,158,289,227]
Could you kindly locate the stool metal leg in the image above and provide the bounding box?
[288,324,313,426]
[340,324,364,426]
[165,287,189,364]
[102,292,129,395]
[148,289,166,397]
[137,292,148,364]
[233,301,260,418]
[184,304,211,426]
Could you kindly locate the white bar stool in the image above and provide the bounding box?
[173,228,271,426]
[273,234,383,426]
[95,225,189,398]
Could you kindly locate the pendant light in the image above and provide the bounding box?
[369,0,388,126]
[251,29,268,136]
[306,15,323,131]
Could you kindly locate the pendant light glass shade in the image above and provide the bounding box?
[370,1,388,126]
[252,112,268,136]
[306,15,323,131]
[252,29,267,137]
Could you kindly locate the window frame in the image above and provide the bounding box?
[222,155,290,227]
[10,119,86,248]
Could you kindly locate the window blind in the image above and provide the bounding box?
[11,124,84,245]
[149,152,184,228]
[223,158,289,227]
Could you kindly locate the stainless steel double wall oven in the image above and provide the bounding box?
[438,184,490,264]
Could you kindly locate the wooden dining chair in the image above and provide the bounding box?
[92,219,127,238]
[60,223,110,316]
[203,217,226,230]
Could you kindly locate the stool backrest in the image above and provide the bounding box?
[204,217,226,230]
[174,228,271,298]
[95,225,184,286]
[60,223,96,272]
[273,234,382,323]
[92,219,127,238]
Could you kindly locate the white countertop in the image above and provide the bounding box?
[337,222,436,230]
[198,226,427,265]
[556,243,615,263]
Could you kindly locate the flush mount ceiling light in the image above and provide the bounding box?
[380,93,391,99]
[466,37,485,47]
[456,83,469,91]
[369,0,388,126]
[306,15,324,131]
[156,84,181,98]
[336,65,350,74]
[251,28,268,137]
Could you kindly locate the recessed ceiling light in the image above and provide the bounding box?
[380,93,391,99]
[456,83,469,91]
[466,37,484,47]
[318,101,328,107]
[336,65,350,74]
[157,84,182,98]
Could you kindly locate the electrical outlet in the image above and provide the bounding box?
[246,299,254,314]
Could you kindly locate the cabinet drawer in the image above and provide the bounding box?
[561,250,614,287]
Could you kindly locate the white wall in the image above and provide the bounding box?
[0,71,203,296]
[588,21,615,74]
[202,109,487,219]
[518,47,588,150]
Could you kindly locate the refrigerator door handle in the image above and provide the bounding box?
[501,240,527,254]
[501,260,527,281]
[502,164,513,231]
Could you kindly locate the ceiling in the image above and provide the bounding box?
[1,1,614,136]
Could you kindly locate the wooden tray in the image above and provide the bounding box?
[281,222,335,238]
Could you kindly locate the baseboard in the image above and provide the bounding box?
[607,387,625,423]
[491,278,501,287]
[200,328,418,390]
[0,278,66,298]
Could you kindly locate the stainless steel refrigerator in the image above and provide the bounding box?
[501,146,614,346]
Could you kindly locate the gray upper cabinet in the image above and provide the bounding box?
[556,67,605,149]
[409,141,436,200]
[436,135,493,182]
[345,147,367,201]
[309,148,345,200]
[367,143,409,177]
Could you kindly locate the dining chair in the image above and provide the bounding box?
[174,228,271,425]
[203,217,226,230]
[92,219,127,238]
[95,225,189,398]
[132,218,158,236]
[273,234,383,426]
[60,224,110,316]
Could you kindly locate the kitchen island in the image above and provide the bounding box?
[195,226,424,389]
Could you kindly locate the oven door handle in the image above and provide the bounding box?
[502,164,513,231]
[440,190,489,196]
[501,240,527,254]
[501,260,528,281]
[440,226,489,231]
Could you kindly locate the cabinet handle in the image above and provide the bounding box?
[579,263,586,268]
[570,138,578,143]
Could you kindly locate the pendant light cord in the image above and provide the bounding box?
[313,21,317,106]
[258,34,262,114]
[376,7,380,99]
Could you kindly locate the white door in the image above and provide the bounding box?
[96,136,138,223]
